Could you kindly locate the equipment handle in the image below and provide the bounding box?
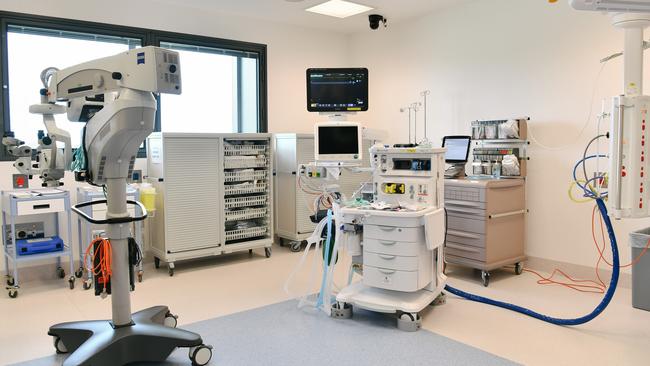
[72,199,147,224]
[447,230,481,239]
[378,240,396,246]
[446,243,481,253]
[378,226,397,232]
[488,209,527,219]
[378,254,396,260]
[378,269,396,275]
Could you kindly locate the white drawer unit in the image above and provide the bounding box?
[363,266,421,292]
[364,252,419,271]
[16,198,65,216]
[364,238,421,257]
[363,224,425,242]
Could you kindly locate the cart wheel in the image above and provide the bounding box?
[265,247,272,258]
[515,262,524,275]
[279,238,285,247]
[68,276,75,290]
[290,241,302,252]
[56,267,65,279]
[82,280,92,291]
[168,267,174,277]
[6,277,15,287]
[74,268,84,279]
[53,336,68,354]
[154,257,161,269]
[8,288,18,298]
[397,312,422,332]
[137,270,144,283]
[249,249,253,255]
[481,270,490,287]
[164,312,178,328]
[189,344,213,366]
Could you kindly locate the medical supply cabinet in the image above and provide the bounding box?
[147,133,273,276]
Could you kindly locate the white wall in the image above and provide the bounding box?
[348,0,650,271]
[0,0,349,272]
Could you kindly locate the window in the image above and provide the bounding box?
[159,41,261,134]
[6,25,141,148]
[0,11,268,161]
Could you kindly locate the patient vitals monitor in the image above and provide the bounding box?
[314,122,363,163]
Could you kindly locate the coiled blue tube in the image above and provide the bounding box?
[445,198,619,325]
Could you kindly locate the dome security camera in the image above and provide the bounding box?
[368,14,386,30]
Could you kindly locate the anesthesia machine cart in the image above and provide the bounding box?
[334,146,447,331]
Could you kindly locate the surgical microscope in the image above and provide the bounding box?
[3,47,212,365]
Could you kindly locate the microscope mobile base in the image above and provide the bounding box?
[48,305,212,366]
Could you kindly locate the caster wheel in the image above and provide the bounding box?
[331,302,353,319]
[137,271,143,283]
[82,280,92,291]
[189,344,213,366]
[68,277,75,290]
[154,257,161,269]
[8,289,18,298]
[265,247,272,258]
[53,336,68,354]
[515,262,524,275]
[249,249,253,255]
[290,241,302,252]
[168,267,174,277]
[164,313,178,328]
[481,270,490,287]
[56,267,65,279]
[6,277,15,287]
[74,268,83,279]
[397,312,422,332]
[279,238,285,247]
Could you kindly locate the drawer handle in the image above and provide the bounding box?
[378,240,396,246]
[378,254,396,260]
[33,204,51,210]
[445,200,482,207]
[446,207,480,215]
[488,209,527,219]
[378,226,397,232]
[447,230,480,239]
[378,269,396,275]
[446,243,480,253]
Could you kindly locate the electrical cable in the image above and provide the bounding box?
[582,134,608,184]
[445,198,619,326]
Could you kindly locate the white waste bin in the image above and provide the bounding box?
[629,228,650,311]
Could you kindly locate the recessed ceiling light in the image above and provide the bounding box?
[306,0,373,19]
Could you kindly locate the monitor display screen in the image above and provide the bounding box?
[442,136,471,163]
[307,68,368,112]
[318,125,360,155]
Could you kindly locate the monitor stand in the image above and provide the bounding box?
[445,163,467,179]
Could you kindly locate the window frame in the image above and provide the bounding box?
[0,11,268,161]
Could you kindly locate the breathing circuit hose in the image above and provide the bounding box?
[444,198,619,325]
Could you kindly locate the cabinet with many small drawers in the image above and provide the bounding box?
[362,223,432,292]
[444,178,526,285]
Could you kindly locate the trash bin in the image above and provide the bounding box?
[629,228,650,311]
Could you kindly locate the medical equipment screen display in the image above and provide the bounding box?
[318,126,360,155]
[442,136,471,163]
[307,68,368,112]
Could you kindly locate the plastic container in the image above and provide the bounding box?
[629,228,650,311]
[140,184,157,213]
[493,160,501,178]
[484,122,498,139]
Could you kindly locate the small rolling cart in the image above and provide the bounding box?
[2,189,75,298]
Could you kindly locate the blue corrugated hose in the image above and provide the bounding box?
[445,198,619,325]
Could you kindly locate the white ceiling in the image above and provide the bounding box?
[153,0,472,34]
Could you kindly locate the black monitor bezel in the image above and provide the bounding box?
[306,67,369,112]
[442,135,472,163]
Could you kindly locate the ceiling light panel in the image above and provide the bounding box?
[306,0,373,19]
